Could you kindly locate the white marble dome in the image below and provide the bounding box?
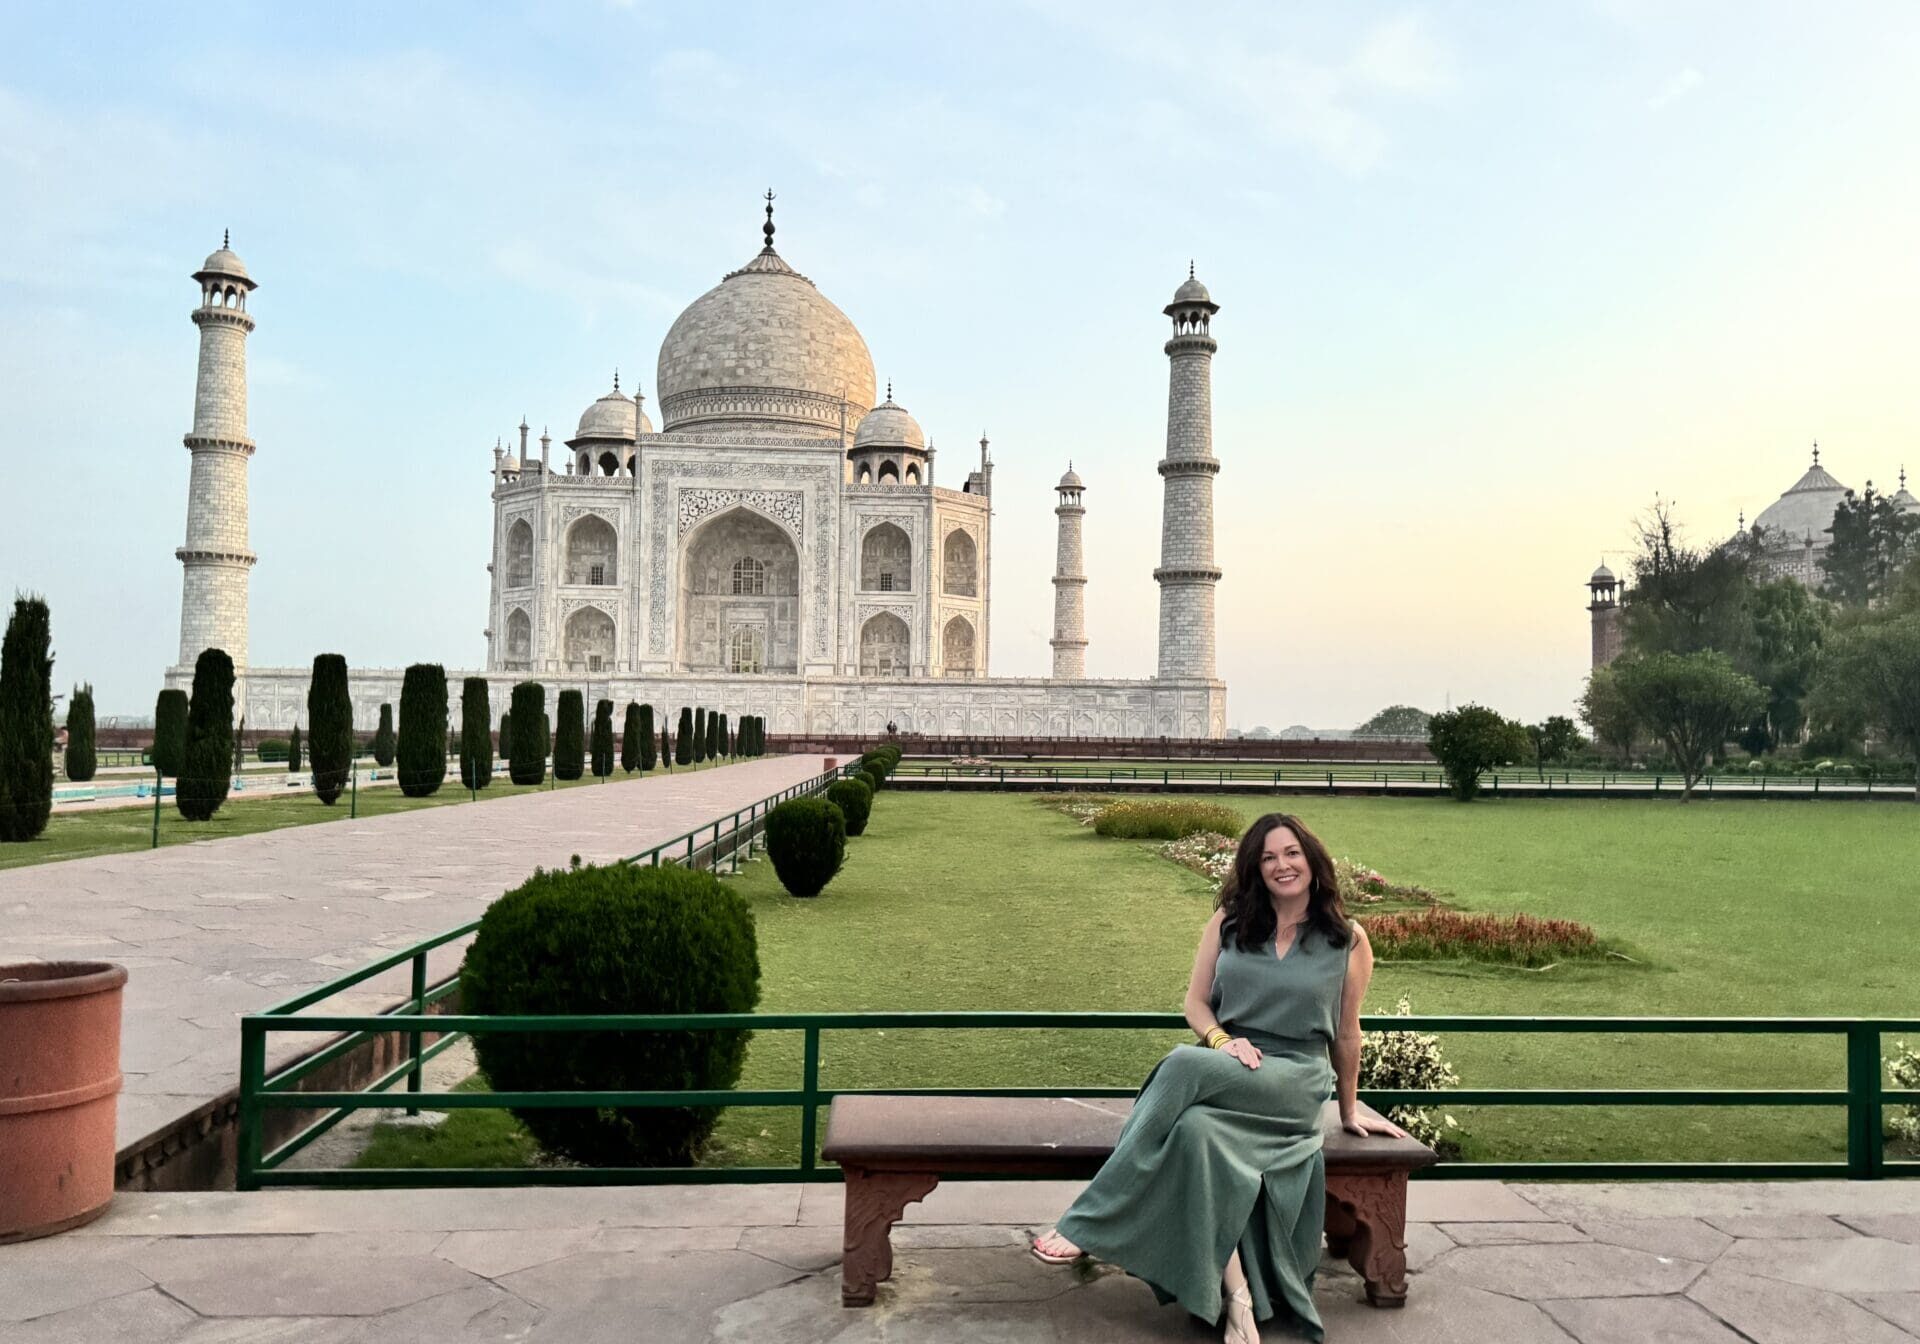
[1753,457,1851,542]
[194,235,252,285]
[570,381,652,443]
[656,245,875,438]
[852,392,925,451]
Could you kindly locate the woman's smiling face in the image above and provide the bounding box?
[1260,826,1311,903]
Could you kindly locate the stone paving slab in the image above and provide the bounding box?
[0,755,831,1150]
[6,1180,1916,1341]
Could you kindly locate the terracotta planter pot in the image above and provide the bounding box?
[823,757,839,772]
[0,961,127,1243]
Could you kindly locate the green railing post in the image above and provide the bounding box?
[1846,1023,1885,1179]
[237,1018,265,1190]
[151,765,162,849]
[799,1026,822,1176]
[406,952,428,1117]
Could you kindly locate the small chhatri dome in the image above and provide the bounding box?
[1058,463,1085,490]
[194,229,254,286]
[1170,260,1212,307]
[851,385,925,451]
[1892,467,1920,514]
[1589,561,1616,585]
[571,375,652,443]
[1752,444,1851,541]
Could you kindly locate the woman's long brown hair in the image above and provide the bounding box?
[1217,812,1350,952]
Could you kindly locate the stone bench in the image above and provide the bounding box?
[820,1094,1436,1309]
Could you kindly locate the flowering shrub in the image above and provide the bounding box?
[1361,909,1604,967]
[1093,799,1242,840]
[1359,996,1461,1156]
[1037,793,1117,826]
[1889,1042,1920,1145]
[1335,858,1438,907]
[1162,831,1238,882]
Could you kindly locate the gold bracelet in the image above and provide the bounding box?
[1204,1027,1231,1049]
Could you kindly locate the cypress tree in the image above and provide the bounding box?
[0,596,54,842]
[498,712,510,758]
[371,703,396,766]
[719,712,730,759]
[153,688,189,777]
[64,682,97,782]
[621,702,642,773]
[234,716,246,773]
[177,647,235,822]
[639,703,657,771]
[509,682,546,785]
[590,699,615,779]
[460,677,492,791]
[554,690,585,781]
[693,707,707,763]
[661,725,673,771]
[397,664,448,797]
[288,723,302,772]
[307,653,354,805]
[675,707,693,765]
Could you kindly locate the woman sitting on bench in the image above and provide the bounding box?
[1032,812,1405,1343]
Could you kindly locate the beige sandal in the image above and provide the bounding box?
[1030,1228,1082,1264]
[1223,1286,1259,1344]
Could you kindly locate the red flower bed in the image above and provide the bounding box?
[1360,909,1604,967]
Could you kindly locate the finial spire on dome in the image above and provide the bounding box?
[1812,440,1820,466]
[1189,260,1195,280]
[762,188,776,251]
[613,368,620,392]
[886,379,893,402]
[223,228,229,249]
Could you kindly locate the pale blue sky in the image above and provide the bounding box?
[4,2,1918,727]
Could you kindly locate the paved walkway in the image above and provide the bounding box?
[0,756,832,1150]
[3,1179,1915,1341]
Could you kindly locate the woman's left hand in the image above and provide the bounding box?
[1340,1111,1409,1139]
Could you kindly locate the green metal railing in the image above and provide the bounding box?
[239,963,1920,1188]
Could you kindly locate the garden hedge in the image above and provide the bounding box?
[826,777,872,837]
[461,861,761,1166]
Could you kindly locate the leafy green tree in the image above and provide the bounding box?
[1427,704,1528,802]
[288,722,302,773]
[153,688,188,778]
[306,655,354,805]
[1740,578,1829,750]
[509,683,546,785]
[460,678,492,791]
[590,699,615,779]
[1355,705,1431,738]
[1579,667,1637,764]
[177,648,235,822]
[1809,615,1920,800]
[1612,651,1767,801]
[1820,483,1920,607]
[621,702,643,773]
[0,595,55,842]
[64,682,96,782]
[371,703,396,766]
[677,707,694,765]
[1622,501,1757,658]
[1524,714,1582,780]
[396,664,447,797]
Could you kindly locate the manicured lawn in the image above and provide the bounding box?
[702,791,1919,1170]
[0,758,728,871]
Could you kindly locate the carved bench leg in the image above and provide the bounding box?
[1327,1170,1410,1308]
[841,1168,940,1306]
[1323,1191,1357,1259]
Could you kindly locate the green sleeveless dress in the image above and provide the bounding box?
[1056,920,1348,1340]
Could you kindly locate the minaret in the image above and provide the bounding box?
[176,232,258,691]
[1051,464,1088,678]
[1154,264,1222,680]
[1588,562,1623,669]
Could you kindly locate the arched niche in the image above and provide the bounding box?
[505,608,532,669]
[861,522,911,592]
[859,612,910,676]
[941,529,978,597]
[680,506,800,672]
[563,607,615,673]
[941,614,976,676]
[506,519,533,587]
[566,514,617,585]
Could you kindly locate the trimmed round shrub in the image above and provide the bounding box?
[855,767,882,796]
[256,737,289,763]
[553,690,585,781]
[460,862,761,1167]
[826,777,872,837]
[765,796,847,898]
[397,664,448,797]
[1092,799,1242,840]
[153,688,189,778]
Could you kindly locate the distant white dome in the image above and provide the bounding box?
[1058,465,1085,489]
[1753,456,1851,542]
[1589,562,1615,585]
[193,233,254,287]
[570,381,652,444]
[852,392,925,451]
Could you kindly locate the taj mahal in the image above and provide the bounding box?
[165,200,1230,737]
